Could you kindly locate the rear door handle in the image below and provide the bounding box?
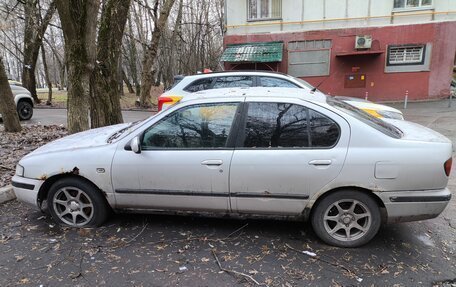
[309,160,332,166]
[201,160,223,166]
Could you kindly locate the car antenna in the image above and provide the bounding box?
[311,77,329,93]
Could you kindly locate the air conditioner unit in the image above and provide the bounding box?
[355,35,372,49]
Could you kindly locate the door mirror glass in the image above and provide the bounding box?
[131,136,141,153]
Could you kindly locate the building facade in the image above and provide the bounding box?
[222,0,456,101]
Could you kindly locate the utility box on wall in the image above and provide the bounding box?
[344,74,366,88]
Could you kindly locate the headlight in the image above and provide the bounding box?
[15,164,24,177]
[377,110,404,120]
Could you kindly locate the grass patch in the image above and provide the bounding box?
[37,86,163,109]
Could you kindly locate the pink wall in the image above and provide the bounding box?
[224,22,456,101]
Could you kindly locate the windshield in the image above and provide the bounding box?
[327,97,403,139]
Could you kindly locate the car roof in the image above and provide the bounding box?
[181,70,295,80]
[180,87,328,104]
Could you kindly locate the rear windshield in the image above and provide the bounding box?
[327,97,403,139]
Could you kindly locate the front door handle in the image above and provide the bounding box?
[201,159,223,166]
[309,159,332,166]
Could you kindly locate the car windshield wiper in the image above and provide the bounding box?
[107,121,141,143]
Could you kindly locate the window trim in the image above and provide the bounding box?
[392,0,433,12]
[246,0,282,22]
[386,44,426,66]
[234,102,341,150]
[140,102,242,151]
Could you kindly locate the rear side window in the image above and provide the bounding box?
[309,110,339,147]
[142,103,239,149]
[213,76,254,89]
[184,78,214,93]
[241,102,340,148]
[258,77,299,88]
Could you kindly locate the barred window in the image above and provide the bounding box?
[394,0,432,9]
[387,45,425,66]
[247,0,281,21]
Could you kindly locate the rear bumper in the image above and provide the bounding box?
[12,175,43,210]
[375,188,452,223]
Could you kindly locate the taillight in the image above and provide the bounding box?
[444,157,452,176]
[158,96,173,111]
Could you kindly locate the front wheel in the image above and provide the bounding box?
[311,190,381,248]
[17,100,33,120]
[47,178,109,227]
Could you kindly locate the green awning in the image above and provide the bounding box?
[221,42,283,63]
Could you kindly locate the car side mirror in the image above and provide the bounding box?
[131,136,141,154]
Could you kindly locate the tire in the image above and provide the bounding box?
[311,190,381,248]
[17,100,33,120]
[47,177,110,227]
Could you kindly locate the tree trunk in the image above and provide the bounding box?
[40,44,53,105]
[0,56,21,132]
[91,0,131,128]
[56,0,100,133]
[123,69,135,94]
[21,0,56,104]
[59,60,65,91]
[139,0,176,108]
[126,13,141,97]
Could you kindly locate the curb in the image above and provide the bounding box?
[0,185,16,204]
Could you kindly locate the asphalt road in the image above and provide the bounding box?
[1,100,456,286]
[25,108,153,126]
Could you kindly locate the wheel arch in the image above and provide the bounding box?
[37,174,108,210]
[304,186,387,222]
[16,96,34,107]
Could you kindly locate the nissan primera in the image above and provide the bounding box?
[13,88,452,247]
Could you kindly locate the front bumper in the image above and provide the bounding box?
[11,175,44,210]
[376,188,452,223]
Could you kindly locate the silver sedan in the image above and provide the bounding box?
[12,88,452,247]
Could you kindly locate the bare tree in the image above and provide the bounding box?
[0,56,21,132]
[40,44,52,105]
[56,0,100,133]
[139,0,176,108]
[90,0,131,128]
[21,0,56,103]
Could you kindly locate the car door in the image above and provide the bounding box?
[229,99,350,215]
[111,102,241,212]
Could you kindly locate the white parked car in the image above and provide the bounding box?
[13,87,451,247]
[0,83,34,120]
[159,71,404,120]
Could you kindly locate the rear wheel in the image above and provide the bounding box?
[311,190,381,247]
[17,100,33,120]
[47,178,109,227]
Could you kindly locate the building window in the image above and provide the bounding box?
[247,0,282,21]
[393,0,432,9]
[287,40,332,77]
[387,45,426,66]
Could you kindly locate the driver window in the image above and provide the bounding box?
[142,103,239,149]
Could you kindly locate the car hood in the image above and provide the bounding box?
[26,123,130,157]
[384,119,451,143]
